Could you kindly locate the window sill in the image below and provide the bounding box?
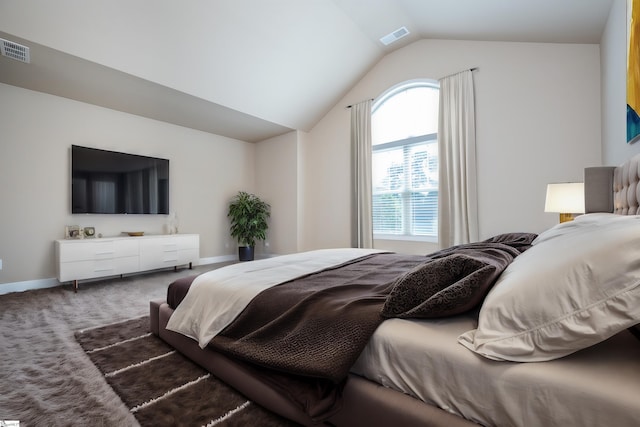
[374,234,437,244]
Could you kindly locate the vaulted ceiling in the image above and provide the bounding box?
[0,0,615,142]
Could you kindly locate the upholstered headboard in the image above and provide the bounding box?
[585,153,640,215]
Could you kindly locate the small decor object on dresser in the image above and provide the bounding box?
[165,211,179,234]
[83,227,95,238]
[65,225,82,239]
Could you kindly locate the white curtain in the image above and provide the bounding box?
[438,70,479,247]
[350,99,373,248]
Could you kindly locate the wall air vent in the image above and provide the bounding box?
[379,26,410,46]
[0,38,30,63]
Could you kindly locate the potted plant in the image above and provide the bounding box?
[227,191,271,261]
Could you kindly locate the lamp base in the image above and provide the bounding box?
[559,213,577,223]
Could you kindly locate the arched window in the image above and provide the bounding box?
[371,80,439,240]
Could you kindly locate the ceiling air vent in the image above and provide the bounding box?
[0,38,31,63]
[380,26,410,46]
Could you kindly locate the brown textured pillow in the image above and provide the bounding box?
[381,253,503,318]
[630,324,640,341]
[424,233,537,262]
[481,232,538,252]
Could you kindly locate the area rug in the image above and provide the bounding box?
[75,316,299,427]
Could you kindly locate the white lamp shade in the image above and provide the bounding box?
[544,182,585,213]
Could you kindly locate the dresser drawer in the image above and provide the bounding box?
[58,259,116,282]
[55,234,199,290]
[115,239,139,258]
[58,240,116,262]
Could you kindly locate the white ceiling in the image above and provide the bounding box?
[0,0,615,142]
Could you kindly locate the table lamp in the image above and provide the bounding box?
[544,182,585,223]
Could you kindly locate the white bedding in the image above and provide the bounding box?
[459,214,640,362]
[166,248,385,348]
[352,315,640,427]
[164,239,640,425]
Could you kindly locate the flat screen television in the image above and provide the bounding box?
[71,145,169,214]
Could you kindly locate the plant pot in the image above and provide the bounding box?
[238,246,255,261]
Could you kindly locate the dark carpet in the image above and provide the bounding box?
[75,316,300,427]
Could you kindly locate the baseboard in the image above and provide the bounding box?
[197,255,236,265]
[0,277,60,295]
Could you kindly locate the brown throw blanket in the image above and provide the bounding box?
[202,233,536,420]
[210,253,426,381]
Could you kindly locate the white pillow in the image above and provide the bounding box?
[458,214,640,362]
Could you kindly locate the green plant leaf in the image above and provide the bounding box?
[227,191,271,247]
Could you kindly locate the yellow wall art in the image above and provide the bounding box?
[629,0,640,143]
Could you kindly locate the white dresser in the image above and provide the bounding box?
[55,234,199,291]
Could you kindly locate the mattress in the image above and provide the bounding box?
[351,315,640,426]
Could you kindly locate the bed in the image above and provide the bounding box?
[150,154,640,427]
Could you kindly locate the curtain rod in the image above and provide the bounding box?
[345,67,478,109]
[438,67,478,80]
[345,99,374,109]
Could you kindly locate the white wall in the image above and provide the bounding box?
[601,0,640,164]
[301,39,602,254]
[0,34,614,288]
[255,131,299,256]
[0,83,256,288]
